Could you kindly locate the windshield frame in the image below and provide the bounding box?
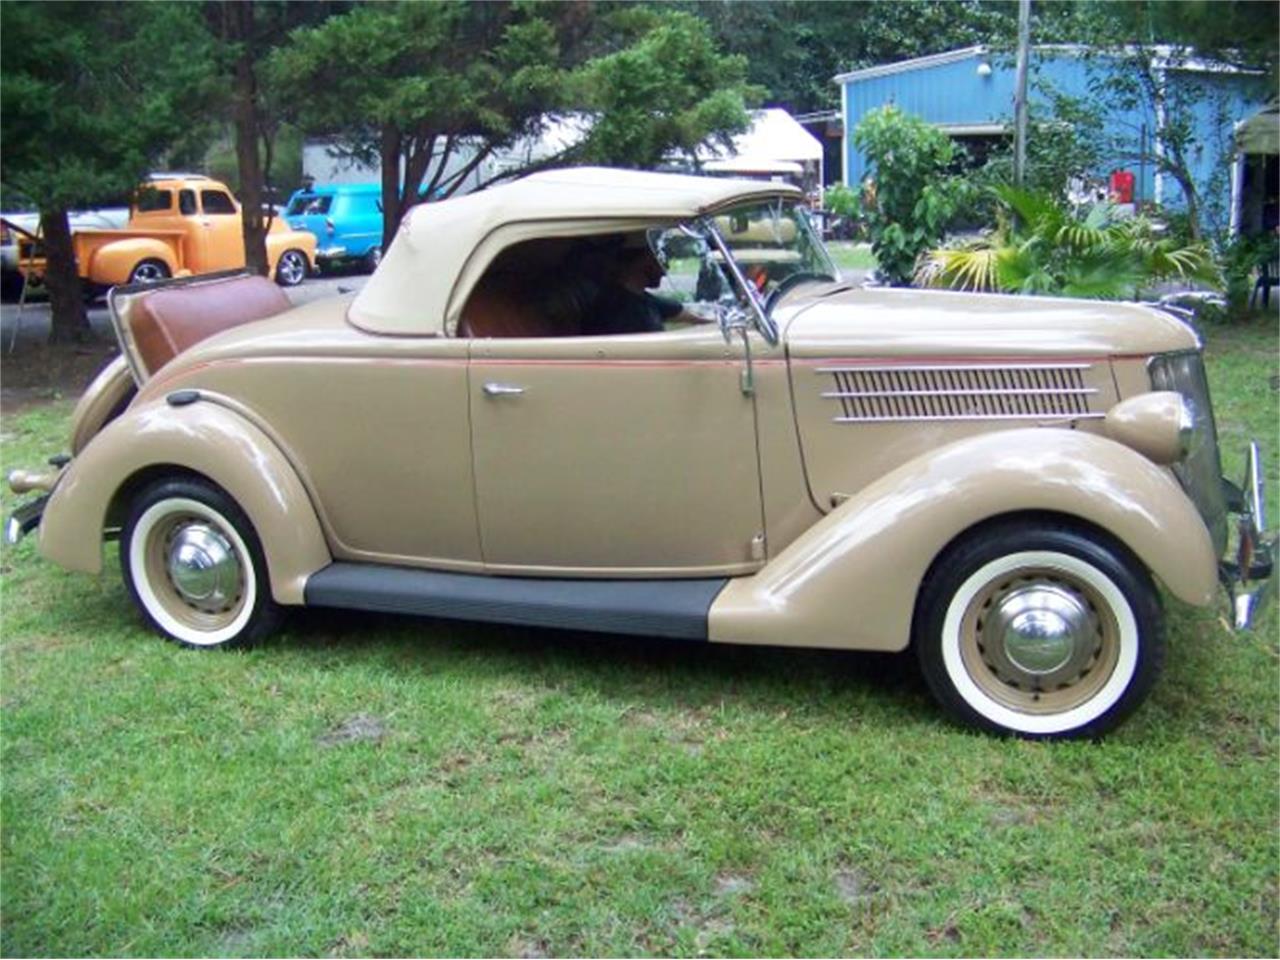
[697,200,837,346]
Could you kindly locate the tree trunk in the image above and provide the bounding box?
[380,125,404,252]
[1173,171,1201,241]
[227,0,269,276]
[40,208,89,344]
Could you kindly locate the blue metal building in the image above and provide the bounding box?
[836,45,1274,233]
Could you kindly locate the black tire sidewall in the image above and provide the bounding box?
[120,477,282,649]
[914,521,1164,739]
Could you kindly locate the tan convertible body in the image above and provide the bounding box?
[9,167,1274,739]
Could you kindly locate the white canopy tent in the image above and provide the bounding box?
[696,109,825,201]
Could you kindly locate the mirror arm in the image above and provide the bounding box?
[738,325,755,396]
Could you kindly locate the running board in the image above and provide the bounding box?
[303,563,729,640]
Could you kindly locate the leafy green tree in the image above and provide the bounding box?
[271,2,756,251]
[270,1,571,251]
[570,8,757,168]
[853,106,965,285]
[688,0,1024,114]
[0,1,215,341]
[1018,1,1274,240]
[206,1,349,277]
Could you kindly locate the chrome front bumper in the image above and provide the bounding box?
[1220,442,1276,630]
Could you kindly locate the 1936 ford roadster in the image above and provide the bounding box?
[7,168,1274,738]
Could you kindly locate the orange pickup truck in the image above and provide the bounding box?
[18,174,316,290]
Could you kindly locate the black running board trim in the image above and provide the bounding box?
[303,563,729,640]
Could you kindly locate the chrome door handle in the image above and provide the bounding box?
[483,382,525,397]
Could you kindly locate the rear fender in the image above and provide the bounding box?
[69,356,136,455]
[38,397,329,604]
[88,238,178,286]
[709,429,1217,651]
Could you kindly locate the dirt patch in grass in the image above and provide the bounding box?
[1,340,118,415]
[316,713,388,747]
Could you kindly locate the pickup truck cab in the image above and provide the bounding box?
[285,182,383,272]
[17,174,316,290]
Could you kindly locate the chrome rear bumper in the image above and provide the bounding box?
[4,493,48,546]
[1220,442,1276,630]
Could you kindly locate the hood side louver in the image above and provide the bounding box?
[818,363,1104,423]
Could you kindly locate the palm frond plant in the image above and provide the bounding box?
[917,185,1220,300]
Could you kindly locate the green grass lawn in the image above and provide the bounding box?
[1,321,1277,957]
[826,241,878,273]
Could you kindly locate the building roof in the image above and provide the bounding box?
[834,43,1258,86]
[349,166,800,337]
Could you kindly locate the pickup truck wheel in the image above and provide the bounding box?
[275,249,308,287]
[914,522,1163,739]
[363,246,382,273]
[128,259,170,285]
[121,477,283,649]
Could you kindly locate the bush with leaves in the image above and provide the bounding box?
[917,185,1219,300]
[852,106,965,285]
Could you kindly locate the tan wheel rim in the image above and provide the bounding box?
[957,564,1122,715]
[142,510,247,634]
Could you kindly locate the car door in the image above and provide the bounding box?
[198,188,246,272]
[469,326,766,577]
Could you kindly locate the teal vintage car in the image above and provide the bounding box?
[285,182,384,272]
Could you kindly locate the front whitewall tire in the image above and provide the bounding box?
[915,520,1164,739]
[939,551,1140,736]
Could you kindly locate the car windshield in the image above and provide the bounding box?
[287,194,331,216]
[707,198,837,301]
[649,197,837,332]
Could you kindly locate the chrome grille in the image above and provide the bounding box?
[1149,350,1227,555]
[818,363,1102,423]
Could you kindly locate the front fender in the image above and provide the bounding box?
[38,398,330,604]
[709,428,1217,651]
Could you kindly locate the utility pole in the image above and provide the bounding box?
[1012,0,1031,187]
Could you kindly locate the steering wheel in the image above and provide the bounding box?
[764,271,829,314]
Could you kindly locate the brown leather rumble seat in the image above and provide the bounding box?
[129,274,291,376]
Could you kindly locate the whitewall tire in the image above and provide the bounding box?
[915,521,1164,739]
[121,478,283,649]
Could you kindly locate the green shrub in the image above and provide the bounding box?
[852,105,964,285]
[918,185,1219,299]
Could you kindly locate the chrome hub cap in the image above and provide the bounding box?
[164,522,241,615]
[279,253,305,284]
[961,567,1118,714]
[993,585,1089,676]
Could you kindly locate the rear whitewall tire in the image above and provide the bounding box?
[121,479,283,649]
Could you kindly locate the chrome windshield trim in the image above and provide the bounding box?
[699,215,778,346]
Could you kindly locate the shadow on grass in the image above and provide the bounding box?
[273,605,932,720]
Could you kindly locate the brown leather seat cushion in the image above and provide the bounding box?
[130,274,291,375]
[460,272,570,338]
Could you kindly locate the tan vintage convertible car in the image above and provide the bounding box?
[6,168,1274,738]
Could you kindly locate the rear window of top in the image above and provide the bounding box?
[136,189,172,213]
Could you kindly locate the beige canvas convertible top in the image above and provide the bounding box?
[349,166,801,337]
